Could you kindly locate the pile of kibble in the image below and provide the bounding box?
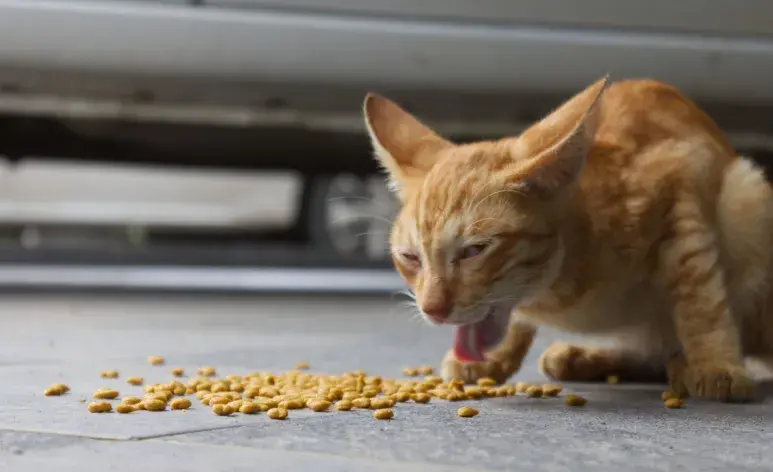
[43,356,684,420]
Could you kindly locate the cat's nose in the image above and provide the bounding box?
[422,305,450,323]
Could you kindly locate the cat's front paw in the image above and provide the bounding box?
[538,342,609,381]
[686,364,757,402]
[441,349,506,384]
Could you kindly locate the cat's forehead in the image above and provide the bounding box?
[394,143,516,244]
[419,143,509,208]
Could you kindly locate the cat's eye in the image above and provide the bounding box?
[399,251,421,268]
[459,243,489,260]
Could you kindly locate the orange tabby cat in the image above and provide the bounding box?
[363,77,773,402]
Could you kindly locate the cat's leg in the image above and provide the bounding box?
[659,196,756,402]
[442,321,536,384]
[539,342,666,382]
[665,353,691,397]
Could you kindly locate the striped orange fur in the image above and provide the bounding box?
[364,77,773,402]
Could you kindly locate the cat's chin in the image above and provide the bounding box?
[452,308,511,363]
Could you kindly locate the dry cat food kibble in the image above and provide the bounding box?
[87,401,112,413]
[52,358,575,421]
[239,402,261,414]
[101,370,119,379]
[212,404,234,416]
[198,366,216,377]
[143,399,167,412]
[293,362,310,370]
[664,398,685,409]
[401,367,419,377]
[525,386,543,398]
[335,400,353,411]
[121,396,143,405]
[116,403,136,414]
[477,378,497,387]
[267,407,288,420]
[373,408,393,420]
[148,356,165,366]
[564,395,587,407]
[170,398,192,410]
[171,368,185,377]
[93,388,119,400]
[661,391,681,401]
[606,375,620,385]
[457,407,479,418]
[412,393,431,403]
[308,400,331,412]
[44,383,69,396]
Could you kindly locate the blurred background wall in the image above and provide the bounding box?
[0,0,771,294]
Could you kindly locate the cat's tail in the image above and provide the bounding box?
[717,156,773,321]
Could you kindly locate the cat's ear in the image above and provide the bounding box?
[363,93,452,198]
[509,76,610,197]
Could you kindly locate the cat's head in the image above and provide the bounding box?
[363,77,608,361]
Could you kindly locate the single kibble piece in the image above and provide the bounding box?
[209,396,230,406]
[335,400,353,411]
[115,403,136,414]
[425,376,444,385]
[44,384,67,396]
[412,393,431,404]
[373,408,393,420]
[88,401,112,413]
[148,356,165,366]
[228,400,244,411]
[395,391,411,402]
[126,377,143,386]
[564,395,587,407]
[121,396,143,405]
[101,370,119,379]
[661,391,681,402]
[308,400,331,412]
[515,382,531,393]
[143,399,167,412]
[212,404,234,416]
[267,407,288,420]
[525,386,543,398]
[464,387,483,399]
[418,365,434,376]
[239,402,261,414]
[542,385,563,397]
[447,392,466,402]
[665,398,684,409]
[93,388,120,400]
[352,398,371,409]
[606,375,620,385]
[293,362,310,370]
[477,378,497,387]
[401,367,419,377]
[170,398,192,410]
[198,366,216,377]
[457,407,479,418]
[171,367,184,377]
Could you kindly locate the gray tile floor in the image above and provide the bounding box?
[0,294,770,471]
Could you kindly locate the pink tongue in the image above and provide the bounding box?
[453,322,485,362]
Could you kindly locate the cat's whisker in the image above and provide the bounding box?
[329,214,395,226]
[326,196,374,203]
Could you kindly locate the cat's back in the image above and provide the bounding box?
[593,78,735,161]
[576,79,741,260]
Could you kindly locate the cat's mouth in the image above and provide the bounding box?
[452,308,511,362]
